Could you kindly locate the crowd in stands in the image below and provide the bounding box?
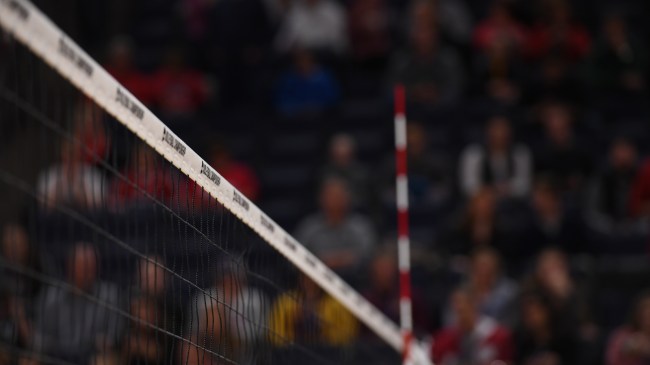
[2,0,650,363]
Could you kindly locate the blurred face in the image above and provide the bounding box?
[370,254,396,290]
[522,297,550,331]
[470,188,495,221]
[611,140,636,171]
[2,224,29,264]
[109,42,132,71]
[294,49,315,75]
[411,24,437,56]
[532,185,559,217]
[69,245,97,290]
[131,298,158,328]
[451,290,478,333]
[486,117,511,151]
[138,257,166,296]
[604,17,626,47]
[543,105,572,145]
[471,252,499,290]
[407,124,427,157]
[536,250,567,284]
[330,135,355,167]
[320,180,350,222]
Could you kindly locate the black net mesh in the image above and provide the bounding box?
[0,20,399,365]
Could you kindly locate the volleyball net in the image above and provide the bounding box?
[0,0,434,364]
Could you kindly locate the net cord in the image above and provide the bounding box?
[0,0,403,352]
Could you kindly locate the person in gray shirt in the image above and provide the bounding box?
[33,243,122,363]
[295,177,376,274]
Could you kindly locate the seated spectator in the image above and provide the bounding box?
[473,0,527,53]
[274,0,347,55]
[104,36,152,105]
[347,0,391,64]
[522,248,594,342]
[606,291,650,365]
[525,0,590,63]
[182,262,267,364]
[111,144,174,207]
[459,116,532,199]
[362,247,430,335]
[274,48,340,115]
[534,101,591,192]
[209,143,260,202]
[72,99,110,165]
[133,255,167,300]
[515,292,579,364]
[269,273,358,346]
[586,14,647,94]
[320,134,371,209]
[431,287,514,364]
[37,139,106,211]
[382,122,451,207]
[526,178,584,254]
[388,2,464,106]
[295,177,376,274]
[586,138,639,231]
[1,223,41,300]
[34,243,123,363]
[629,158,650,220]
[409,0,473,49]
[525,54,585,105]
[473,30,525,104]
[444,247,517,326]
[149,49,209,119]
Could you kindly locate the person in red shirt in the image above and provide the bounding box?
[149,49,209,118]
[104,37,153,105]
[525,0,590,62]
[432,287,514,365]
[473,0,527,54]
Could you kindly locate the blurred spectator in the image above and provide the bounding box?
[409,0,473,48]
[0,289,32,365]
[526,178,584,254]
[347,0,391,64]
[274,0,347,55]
[210,142,260,202]
[431,287,514,364]
[473,0,527,53]
[104,37,152,105]
[274,48,340,115]
[628,159,650,220]
[388,1,464,106]
[534,102,591,192]
[586,15,648,94]
[1,223,41,300]
[133,255,167,300]
[295,177,376,274]
[37,139,106,211]
[111,144,173,206]
[362,247,430,335]
[149,49,209,119]
[514,292,579,365]
[444,187,500,256]
[122,296,167,365]
[269,273,358,346]
[459,116,532,199]
[34,243,123,363]
[525,0,591,62]
[473,30,525,104]
[320,134,371,209]
[586,138,639,231]
[183,262,267,364]
[522,248,595,347]
[525,54,585,104]
[383,122,451,206]
[445,247,518,326]
[606,291,650,365]
[72,100,110,165]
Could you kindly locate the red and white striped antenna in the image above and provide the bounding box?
[393,84,413,362]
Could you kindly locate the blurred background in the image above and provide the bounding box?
[2,0,650,363]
